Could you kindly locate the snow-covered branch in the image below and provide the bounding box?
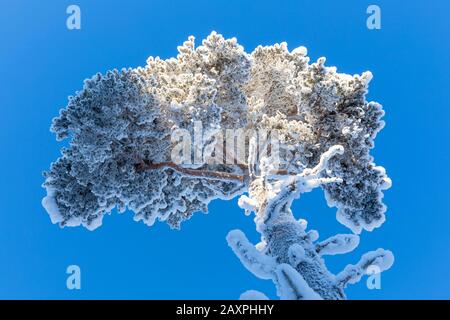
[135,160,246,183]
[230,144,392,299]
[315,234,360,256]
[302,145,344,177]
[226,229,276,280]
[256,145,344,231]
[336,249,394,288]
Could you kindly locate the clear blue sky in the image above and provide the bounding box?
[0,0,449,299]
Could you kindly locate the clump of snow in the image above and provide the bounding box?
[298,218,308,230]
[292,46,307,56]
[288,243,306,265]
[240,290,269,300]
[41,188,63,224]
[238,195,257,216]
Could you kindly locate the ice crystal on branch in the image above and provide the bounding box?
[43,32,393,299]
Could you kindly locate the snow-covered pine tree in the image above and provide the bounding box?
[42,32,393,299]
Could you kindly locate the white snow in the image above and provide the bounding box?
[237,195,257,215]
[41,187,63,224]
[239,290,269,300]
